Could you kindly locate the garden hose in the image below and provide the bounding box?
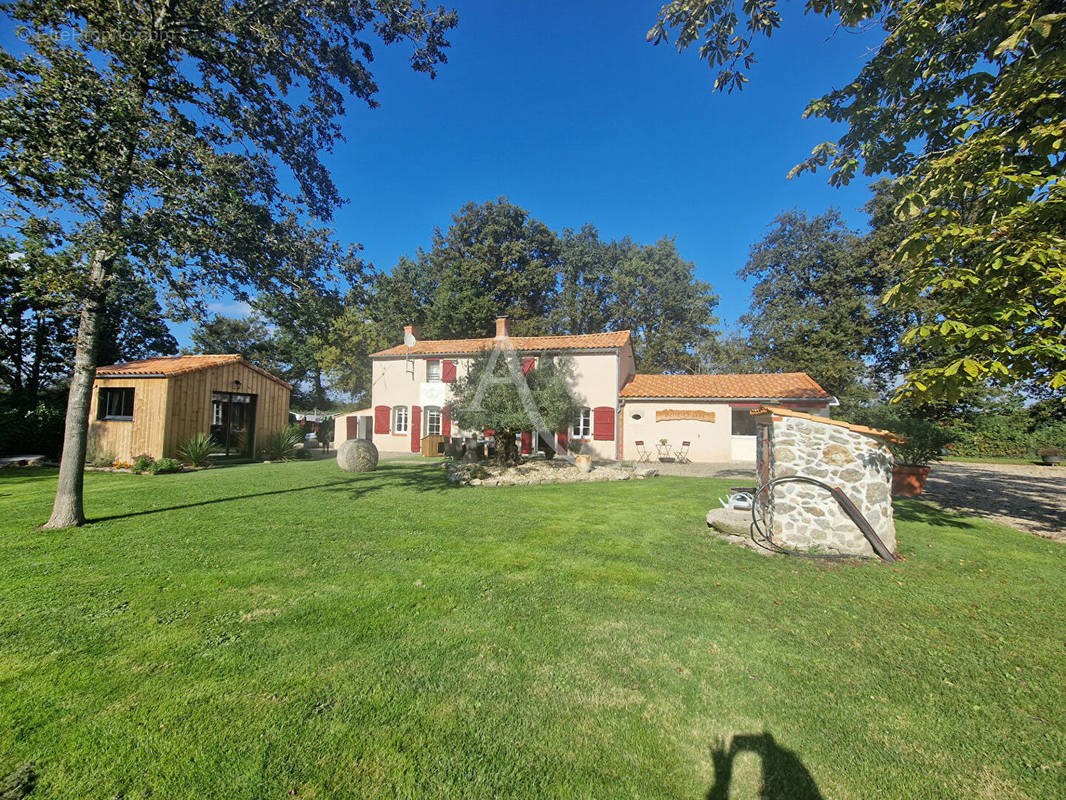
[749,476,897,562]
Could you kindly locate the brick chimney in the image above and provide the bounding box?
[403,324,421,344]
[495,316,510,338]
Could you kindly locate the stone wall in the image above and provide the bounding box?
[764,416,896,556]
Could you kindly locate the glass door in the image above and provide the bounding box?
[210,392,258,458]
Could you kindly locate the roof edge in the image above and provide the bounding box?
[751,405,907,444]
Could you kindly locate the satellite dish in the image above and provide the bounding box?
[403,331,416,348]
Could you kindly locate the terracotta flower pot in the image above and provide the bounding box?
[892,464,931,497]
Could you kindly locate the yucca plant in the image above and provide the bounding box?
[178,433,216,467]
[257,424,305,461]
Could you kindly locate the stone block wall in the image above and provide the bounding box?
[763,416,896,556]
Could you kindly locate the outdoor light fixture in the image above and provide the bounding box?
[233,380,241,389]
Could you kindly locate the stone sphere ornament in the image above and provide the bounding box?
[337,438,379,473]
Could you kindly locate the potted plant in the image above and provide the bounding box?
[888,417,955,497]
[570,440,592,473]
[1039,446,1064,466]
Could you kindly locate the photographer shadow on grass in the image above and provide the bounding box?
[706,732,823,800]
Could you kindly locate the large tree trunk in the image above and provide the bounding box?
[43,250,111,529]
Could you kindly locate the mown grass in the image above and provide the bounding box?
[1,460,1063,799]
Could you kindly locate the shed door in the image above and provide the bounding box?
[346,416,359,441]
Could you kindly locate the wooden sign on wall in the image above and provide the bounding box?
[656,409,716,423]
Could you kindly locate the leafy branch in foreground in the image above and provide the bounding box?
[651,1,1066,402]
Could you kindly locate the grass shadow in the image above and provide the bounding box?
[89,462,457,523]
[706,732,822,800]
[893,499,976,529]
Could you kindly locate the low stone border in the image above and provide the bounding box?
[446,459,659,487]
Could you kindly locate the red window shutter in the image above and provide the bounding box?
[442,408,452,438]
[556,429,568,453]
[346,416,359,440]
[521,430,532,454]
[484,429,494,436]
[593,406,615,441]
[441,360,456,383]
[410,405,421,452]
[521,357,535,375]
[374,405,390,434]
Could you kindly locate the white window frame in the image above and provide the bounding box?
[393,406,409,435]
[212,401,223,426]
[425,407,442,436]
[572,407,592,439]
[426,360,442,382]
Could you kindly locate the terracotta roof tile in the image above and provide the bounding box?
[370,330,633,357]
[619,372,829,399]
[96,354,293,389]
[751,405,907,444]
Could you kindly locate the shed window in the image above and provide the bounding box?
[426,360,441,382]
[393,406,409,435]
[572,408,592,439]
[99,387,134,420]
[731,407,758,436]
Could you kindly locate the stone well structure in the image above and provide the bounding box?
[750,406,903,557]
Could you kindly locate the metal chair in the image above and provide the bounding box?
[674,441,691,464]
[634,440,652,463]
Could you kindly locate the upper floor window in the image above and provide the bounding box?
[98,387,134,420]
[426,360,441,382]
[393,406,409,434]
[425,407,442,436]
[572,407,592,439]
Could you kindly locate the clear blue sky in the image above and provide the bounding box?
[313,0,883,336]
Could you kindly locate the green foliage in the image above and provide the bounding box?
[845,405,954,466]
[177,433,215,467]
[335,206,721,395]
[131,453,155,474]
[737,208,899,403]
[147,457,183,475]
[651,0,1066,400]
[447,351,581,465]
[0,399,65,458]
[553,226,720,372]
[257,425,305,462]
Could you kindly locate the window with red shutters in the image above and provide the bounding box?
[374,405,390,434]
[441,360,456,383]
[521,357,535,375]
[442,408,451,438]
[593,406,615,441]
[521,430,532,454]
[556,429,568,453]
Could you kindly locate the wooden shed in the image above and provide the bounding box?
[89,355,292,463]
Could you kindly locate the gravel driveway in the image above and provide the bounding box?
[921,462,1065,541]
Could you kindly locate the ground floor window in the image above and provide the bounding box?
[731,407,758,436]
[572,407,592,438]
[425,407,441,436]
[99,387,134,420]
[393,406,409,434]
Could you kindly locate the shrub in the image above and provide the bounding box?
[131,453,155,474]
[257,424,304,461]
[0,401,65,459]
[178,432,215,466]
[469,464,489,480]
[845,405,954,466]
[147,457,183,474]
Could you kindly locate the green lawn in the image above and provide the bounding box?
[1,461,1063,799]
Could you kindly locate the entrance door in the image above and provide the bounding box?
[210,392,258,457]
